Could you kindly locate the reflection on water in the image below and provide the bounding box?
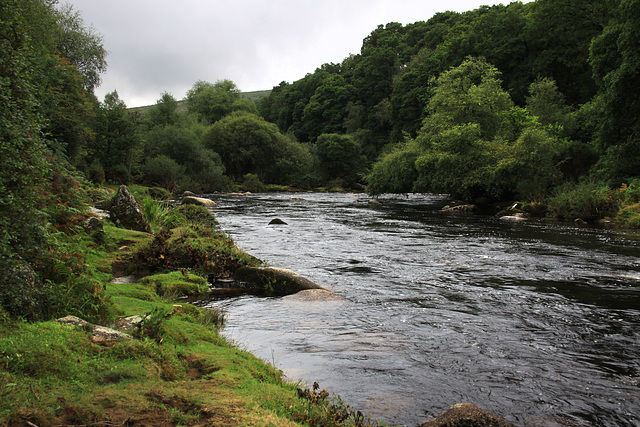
[200,193,640,426]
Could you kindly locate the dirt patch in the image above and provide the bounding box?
[101,406,173,426]
[111,259,128,277]
[182,354,221,380]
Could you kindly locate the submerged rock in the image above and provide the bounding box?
[281,289,347,302]
[421,403,515,427]
[498,212,529,221]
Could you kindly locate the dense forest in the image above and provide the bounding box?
[1,0,640,320]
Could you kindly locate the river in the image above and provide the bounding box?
[199,192,640,426]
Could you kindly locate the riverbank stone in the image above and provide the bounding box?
[181,196,218,208]
[421,403,515,427]
[109,185,151,233]
[232,266,325,296]
[57,315,133,345]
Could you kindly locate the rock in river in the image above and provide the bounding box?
[233,266,325,296]
[182,196,218,208]
[420,403,515,427]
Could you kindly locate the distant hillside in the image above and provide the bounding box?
[129,89,272,114]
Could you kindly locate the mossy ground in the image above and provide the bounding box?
[0,207,383,426]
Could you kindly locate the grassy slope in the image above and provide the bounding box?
[0,221,375,426]
[129,90,272,114]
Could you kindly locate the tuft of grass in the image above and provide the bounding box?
[138,271,210,297]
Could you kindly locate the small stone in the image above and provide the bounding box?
[269,218,288,225]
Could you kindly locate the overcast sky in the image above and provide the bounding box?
[65,0,530,108]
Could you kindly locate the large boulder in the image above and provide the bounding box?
[233,266,325,296]
[182,196,218,208]
[421,403,515,427]
[109,185,151,233]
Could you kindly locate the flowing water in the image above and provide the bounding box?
[199,192,640,426]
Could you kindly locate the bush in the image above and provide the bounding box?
[142,155,184,192]
[241,173,266,193]
[547,181,619,221]
[173,204,219,229]
[139,271,209,297]
[0,261,47,322]
[87,160,105,184]
[616,203,640,228]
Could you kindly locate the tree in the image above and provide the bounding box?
[143,124,227,192]
[315,134,366,185]
[525,77,576,135]
[301,75,355,141]
[142,155,184,192]
[203,112,309,183]
[147,92,180,127]
[37,53,95,163]
[186,79,241,123]
[368,57,562,201]
[422,56,513,141]
[90,91,141,183]
[526,0,615,105]
[366,142,420,196]
[589,0,640,180]
[53,3,108,92]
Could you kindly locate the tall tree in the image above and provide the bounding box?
[589,0,640,180]
[147,92,180,127]
[526,0,615,105]
[91,91,140,183]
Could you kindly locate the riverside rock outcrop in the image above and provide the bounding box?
[57,315,133,345]
[109,185,151,233]
[232,266,327,296]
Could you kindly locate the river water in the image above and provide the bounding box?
[199,192,640,426]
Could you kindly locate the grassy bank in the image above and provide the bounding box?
[0,191,383,426]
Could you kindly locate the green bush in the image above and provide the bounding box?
[241,173,266,193]
[547,181,619,221]
[173,204,219,229]
[139,271,209,297]
[87,160,105,184]
[616,203,640,228]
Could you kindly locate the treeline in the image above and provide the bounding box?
[257,0,640,221]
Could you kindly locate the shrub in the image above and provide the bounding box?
[87,160,105,184]
[173,204,219,229]
[139,271,209,297]
[130,226,260,278]
[616,203,640,228]
[241,173,266,193]
[547,181,619,221]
